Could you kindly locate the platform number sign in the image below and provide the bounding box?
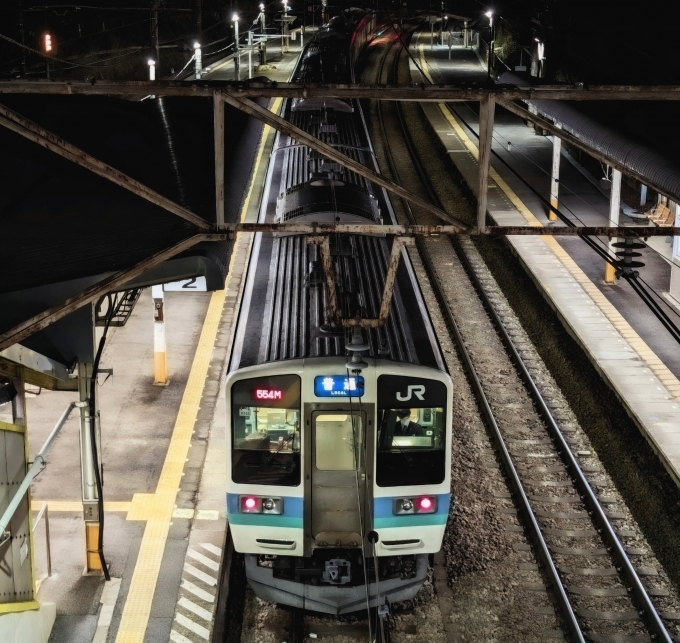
[163,276,208,292]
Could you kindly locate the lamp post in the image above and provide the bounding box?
[44,33,53,80]
[194,41,202,79]
[232,14,240,80]
[148,59,156,80]
[282,0,290,53]
[485,10,494,80]
[259,3,266,34]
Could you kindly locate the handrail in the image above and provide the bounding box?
[0,401,86,544]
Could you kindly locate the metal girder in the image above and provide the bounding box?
[0,235,206,353]
[5,81,680,100]
[306,235,415,328]
[496,98,680,208]
[219,92,470,231]
[0,102,211,231]
[203,224,678,237]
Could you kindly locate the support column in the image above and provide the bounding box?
[670,204,680,303]
[605,168,622,284]
[153,285,168,385]
[640,183,647,208]
[549,126,562,222]
[214,91,225,230]
[477,94,496,233]
[78,362,102,572]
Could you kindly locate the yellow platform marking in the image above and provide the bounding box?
[113,96,284,643]
[418,50,680,403]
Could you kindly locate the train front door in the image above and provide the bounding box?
[310,410,366,548]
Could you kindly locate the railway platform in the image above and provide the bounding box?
[411,32,680,487]
[20,50,301,643]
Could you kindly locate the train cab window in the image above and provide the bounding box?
[231,375,301,486]
[376,407,446,486]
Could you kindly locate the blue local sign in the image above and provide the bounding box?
[314,375,365,397]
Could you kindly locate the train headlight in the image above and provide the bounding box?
[416,496,437,513]
[240,496,262,513]
[238,495,283,514]
[393,496,437,515]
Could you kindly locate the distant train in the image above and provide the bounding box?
[225,10,452,615]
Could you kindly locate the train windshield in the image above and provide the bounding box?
[376,375,448,487]
[376,407,446,486]
[231,375,301,486]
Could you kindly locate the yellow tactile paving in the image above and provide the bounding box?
[113,96,284,643]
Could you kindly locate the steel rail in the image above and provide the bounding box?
[455,233,674,643]
[387,34,672,642]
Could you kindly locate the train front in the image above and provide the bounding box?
[226,359,452,614]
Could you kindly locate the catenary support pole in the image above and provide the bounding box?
[477,94,496,233]
[79,361,102,572]
[605,168,622,283]
[549,125,562,221]
[214,90,225,229]
[152,285,168,385]
[640,184,648,207]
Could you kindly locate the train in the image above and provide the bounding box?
[225,10,453,615]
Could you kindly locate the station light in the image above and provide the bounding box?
[232,12,239,22]
[485,10,493,18]
[44,33,53,53]
[147,59,156,81]
[259,3,265,10]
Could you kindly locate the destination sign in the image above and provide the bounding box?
[314,375,365,398]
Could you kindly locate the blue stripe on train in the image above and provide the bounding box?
[373,494,450,528]
[226,493,304,529]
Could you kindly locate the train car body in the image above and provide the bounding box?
[226,11,452,615]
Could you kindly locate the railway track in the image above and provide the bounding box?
[369,22,680,643]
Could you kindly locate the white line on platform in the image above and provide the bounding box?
[179,596,213,621]
[184,562,217,586]
[181,578,216,602]
[187,548,220,571]
[170,630,194,643]
[200,543,222,557]
[175,612,210,640]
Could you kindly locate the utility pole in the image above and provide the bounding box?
[151,1,160,75]
[195,0,202,33]
[18,0,26,78]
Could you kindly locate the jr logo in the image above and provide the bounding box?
[396,385,426,402]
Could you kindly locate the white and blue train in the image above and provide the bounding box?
[225,11,452,615]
